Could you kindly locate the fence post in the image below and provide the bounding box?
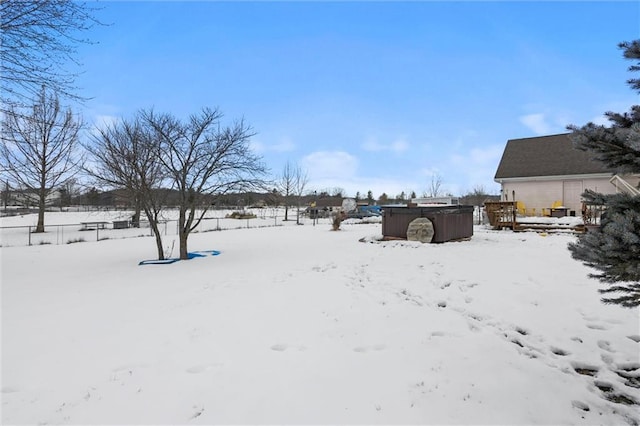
[96,227,99,242]
[28,226,31,246]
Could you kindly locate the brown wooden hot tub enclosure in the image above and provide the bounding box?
[382,205,474,243]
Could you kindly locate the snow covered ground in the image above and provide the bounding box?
[1,210,639,425]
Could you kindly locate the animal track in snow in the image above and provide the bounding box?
[190,405,205,420]
[270,343,306,352]
[397,289,424,306]
[615,363,640,389]
[586,323,610,330]
[550,346,570,356]
[571,361,599,376]
[311,263,337,273]
[571,400,590,411]
[597,340,614,353]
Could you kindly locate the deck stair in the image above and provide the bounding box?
[485,201,585,232]
[514,218,585,233]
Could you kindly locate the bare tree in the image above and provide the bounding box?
[0,86,82,232]
[0,0,99,109]
[144,108,267,260]
[293,165,309,225]
[85,115,168,259]
[462,184,493,225]
[57,177,80,208]
[278,161,296,221]
[330,187,345,198]
[423,173,443,198]
[2,180,11,211]
[463,185,490,206]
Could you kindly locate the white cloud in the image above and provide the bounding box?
[361,137,409,153]
[469,145,504,165]
[417,167,441,178]
[390,139,409,152]
[301,151,359,181]
[447,144,505,194]
[250,137,296,153]
[307,175,423,200]
[92,115,119,130]
[299,151,425,198]
[86,115,120,138]
[519,113,551,135]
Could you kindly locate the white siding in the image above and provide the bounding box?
[501,181,563,215]
[500,177,615,216]
[563,181,583,210]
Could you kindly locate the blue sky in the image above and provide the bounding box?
[77,1,640,198]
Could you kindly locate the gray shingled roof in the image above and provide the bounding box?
[494,133,614,180]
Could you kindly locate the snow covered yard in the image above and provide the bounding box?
[1,215,639,425]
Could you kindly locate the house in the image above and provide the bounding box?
[494,133,639,216]
[3,188,62,208]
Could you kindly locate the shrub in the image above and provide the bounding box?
[226,211,256,219]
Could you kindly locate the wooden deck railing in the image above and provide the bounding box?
[484,201,517,229]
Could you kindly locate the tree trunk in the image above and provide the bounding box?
[142,207,165,260]
[150,220,165,260]
[35,190,46,232]
[178,209,189,260]
[129,193,141,227]
[179,232,188,259]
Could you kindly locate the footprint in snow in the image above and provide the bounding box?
[586,323,609,331]
[571,400,590,411]
[550,346,570,356]
[271,344,306,352]
[597,340,614,353]
[571,361,599,376]
[190,405,204,420]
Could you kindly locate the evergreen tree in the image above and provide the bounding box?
[567,40,640,308]
[366,190,374,204]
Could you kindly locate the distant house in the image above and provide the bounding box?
[494,133,639,216]
[4,189,62,208]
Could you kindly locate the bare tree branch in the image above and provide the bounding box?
[143,108,268,260]
[0,86,83,232]
[85,114,168,259]
[0,0,101,109]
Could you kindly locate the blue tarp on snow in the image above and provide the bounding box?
[139,250,221,265]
